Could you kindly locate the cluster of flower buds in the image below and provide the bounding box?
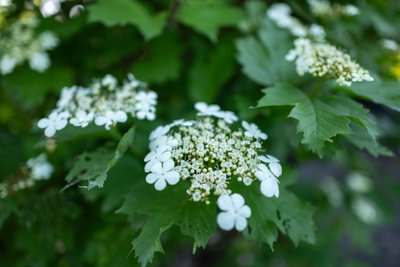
[144,102,282,231]
[0,154,53,199]
[0,11,59,74]
[308,0,359,19]
[37,74,157,137]
[286,38,374,86]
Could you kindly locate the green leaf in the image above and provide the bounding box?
[188,38,236,102]
[344,81,400,112]
[1,66,73,108]
[240,182,315,247]
[132,33,184,83]
[320,95,378,141]
[88,0,166,40]
[65,127,135,190]
[257,83,352,156]
[345,123,393,157]
[176,0,244,42]
[119,181,216,266]
[236,19,297,86]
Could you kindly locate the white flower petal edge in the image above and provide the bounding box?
[217,193,251,232]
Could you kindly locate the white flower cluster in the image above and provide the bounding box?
[308,0,359,18]
[145,102,282,231]
[286,38,374,86]
[0,153,53,199]
[267,3,326,40]
[0,11,59,74]
[38,74,157,137]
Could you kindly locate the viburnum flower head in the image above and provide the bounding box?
[37,74,158,137]
[144,102,282,232]
[0,11,59,74]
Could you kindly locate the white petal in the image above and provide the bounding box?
[165,171,180,185]
[237,205,251,218]
[44,126,56,137]
[194,102,207,112]
[235,216,248,231]
[94,116,108,126]
[158,151,171,162]
[114,111,127,122]
[145,173,158,184]
[144,161,154,173]
[154,178,167,191]
[267,155,279,163]
[255,170,267,181]
[38,118,49,128]
[54,119,67,130]
[269,162,282,177]
[150,161,162,174]
[162,159,174,172]
[260,178,279,198]
[217,195,234,211]
[217,212,235,231]
[144,151,155,162]
[231,193,245,210]
[241,121,250,131]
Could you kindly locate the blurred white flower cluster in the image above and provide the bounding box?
[0,154,53,199]
[267,3,326,40]
[145,102,282,231]
[286,38,374,86]
[0,11,59,74]
[308,0,359,18]
[38,74,157,137]
[267,3,372,87]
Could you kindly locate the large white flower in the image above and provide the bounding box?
[258,155,282,177]
[70,110,94,127]
[217,193,251,231]
[242,121,268,140]
[94,111,127,130]
[255,164,279,198]
[144,145,173,172]
[38,111,69,137]
[146,159,180,191]
[195,102,221,117]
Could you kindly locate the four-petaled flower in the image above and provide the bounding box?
[149,125,170,140]
[258,155,282,177]
[195,102,221,117]
[146,159,180,190]
[242,121,268,140]
[70,110,94,127]
[144,145,173,172]
[135,91,157,120]
[38,111,69,137]
[94,111,127,130]
[255,164,280,197]
[217,193,251,231]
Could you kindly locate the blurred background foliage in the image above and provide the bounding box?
[1,0,400,266]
